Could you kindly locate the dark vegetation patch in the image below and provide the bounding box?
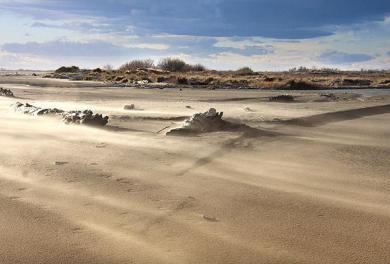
[268,94,295,102]
[234,67,255,76]
[278,80,321,90]
[119,59,154,72]
[341,79,372,86]
[158,58,206,72]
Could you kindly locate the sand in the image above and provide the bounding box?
[1,77,390,264]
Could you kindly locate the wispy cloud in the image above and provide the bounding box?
[318,50,374,65]
[1,40,174,61]
[0,0,389,70]
[3,0,390,38]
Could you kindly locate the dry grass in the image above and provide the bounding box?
[47,65,390,89]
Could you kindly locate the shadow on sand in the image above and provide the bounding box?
[175,104,390,177]
[284,104,390,127]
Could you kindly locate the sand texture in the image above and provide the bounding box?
[1,77,390,264]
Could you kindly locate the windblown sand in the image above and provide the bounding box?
[1,77,390,264]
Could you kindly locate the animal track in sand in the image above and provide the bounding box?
[98,173,112,179]
[202,215,218,222]
[115,178,133,184]
[53,161,69,166]
[66,178,78,183]
[71,227,83,233]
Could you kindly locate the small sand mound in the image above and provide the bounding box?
[0,87,14,97]
[12,102,109,126]
[167,108,225,135]
[124,104,136,110]
[167,108,263,136]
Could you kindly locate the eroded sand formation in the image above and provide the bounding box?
[167,108,225,135]
[167,108,264,136]
[12,102,109,126]
[0,87,14,97]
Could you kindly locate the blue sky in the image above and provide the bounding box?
[0,0,389,70]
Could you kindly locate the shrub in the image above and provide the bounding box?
[235,67,254,75]
[158,58,187,72]
[119,59,154,71]
[157,58,207,72]
[55,66,80,73]
[176,77,188,85]
[186,64,207,72]
[281,80,321,90]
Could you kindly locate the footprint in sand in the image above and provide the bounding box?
[71,227,83,233]
[98,173,112,179]
[116,178,133,184]
[96,143,107,148]
[66,178,77,183]
[53,161,68,166]
[202,215,218,222]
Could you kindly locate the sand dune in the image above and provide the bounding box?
[1,78,390,264]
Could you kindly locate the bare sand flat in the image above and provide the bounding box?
[1,77,390,264]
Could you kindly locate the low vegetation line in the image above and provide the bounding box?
[40,58,390,90]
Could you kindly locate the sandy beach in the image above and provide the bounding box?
[1,76,390,264]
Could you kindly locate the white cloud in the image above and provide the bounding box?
[0,1,389,70]
[124,43,170,50]
[0,49,52,69]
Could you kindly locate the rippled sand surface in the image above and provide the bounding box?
[1,77,390,264]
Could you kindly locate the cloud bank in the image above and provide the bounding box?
[0,0,389,70]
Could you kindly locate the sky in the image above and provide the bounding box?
[0,0,389,70]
